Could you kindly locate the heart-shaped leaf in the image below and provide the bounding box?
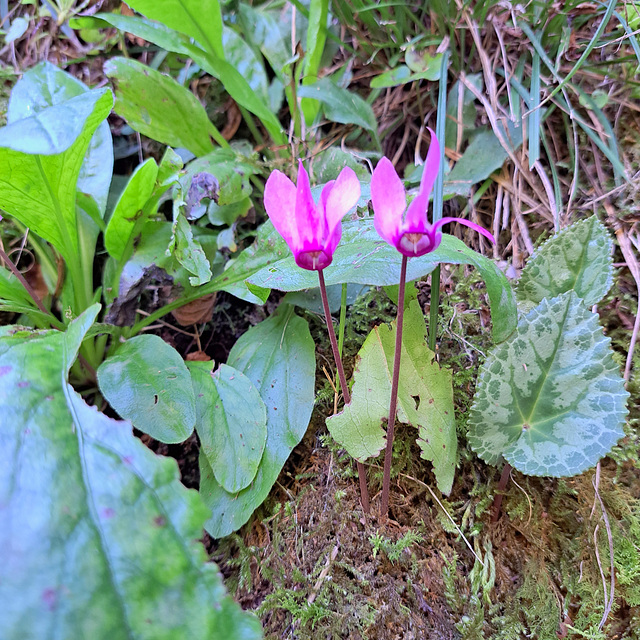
[189,362,267,493]
[199,305,315,538]
[327,301,456,494]
[467,291,629,476]
[0,308,261,640]
[97,334,196,443]
[517,216,614,310]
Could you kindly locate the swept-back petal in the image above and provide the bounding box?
[371,157,406,245]
[419,128,441,199]
[324,166,360,233]
[434,216,496,244]
[264,170,298,248]
[294,161,323,251]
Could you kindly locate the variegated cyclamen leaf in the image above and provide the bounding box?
[467,291,629,477]
[517,216,613,310]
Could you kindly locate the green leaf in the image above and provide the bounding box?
[104,57,216,157]
[7,61,114,217]
[445,125,523,196]
[223,26,270,105]
[178,149,255,207]
[405,47,443,77]
[199,305,316,537]
[124,0,224,59]
[517,216,614,310]
[3,16,28,43]
[237,3,291,80]
[76,12,284,144]
[467,291,629,476]
[105,158,159,261]
[172,213,213,286]
[0,90,113,266]
[0,312,262,640]
[189,362,267,493]
[297,78,377,134]
[97,334,196,443]
[326,301,456,493]
[444,76,481,152]
[213,218,516,343]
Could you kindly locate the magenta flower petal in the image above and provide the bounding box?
[419,127,440,197]
[294,161,323,251]
[371,156,407,246]
[434,217,496,244]
[324,166,360,233]
[264,169,299,248]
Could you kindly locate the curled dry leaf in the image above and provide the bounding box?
[172,292,217,326]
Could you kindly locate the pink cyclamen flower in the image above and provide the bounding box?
[371,129,495,256]
[264,161,361,271]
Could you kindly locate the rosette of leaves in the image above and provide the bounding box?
[467,217,629,477]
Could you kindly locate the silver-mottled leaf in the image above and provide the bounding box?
[517,216,613,310]
[468,291,628,476]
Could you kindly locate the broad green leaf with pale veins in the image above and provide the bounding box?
[327,301,456,493]
[468,292,628,477]
[0,309,261,640]
[189,362,267,493]
[199,305,315,537]
[517,216,614,310]
[97,334,196,443]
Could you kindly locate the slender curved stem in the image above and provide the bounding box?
[381,254,408,518]
[318,270,370,514]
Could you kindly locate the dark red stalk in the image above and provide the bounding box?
[491,462,512,523]
[318,269,370,514]
[380,254,408,519]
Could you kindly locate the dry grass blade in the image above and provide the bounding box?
[616,228,640,383]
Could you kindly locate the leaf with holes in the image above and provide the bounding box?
[327,301,456,494]
[517,216,614,310]
[97,334,196,443]
[467,291,628,476]
[198,305,315,537]
[0,306,262,640]
[188,362,267,493]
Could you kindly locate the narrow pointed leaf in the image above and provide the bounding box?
[189,362,267,493]
[199,305,315,538]
[517,216,614,310]
[0,312,261,640]
[104,158,158,261]
[327,301,456,493]
[468,292,629,476]
[97,335,196,443]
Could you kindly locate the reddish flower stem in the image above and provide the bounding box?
[381,254,408,519]
[318,269,370,514]
[491,462,512,523]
